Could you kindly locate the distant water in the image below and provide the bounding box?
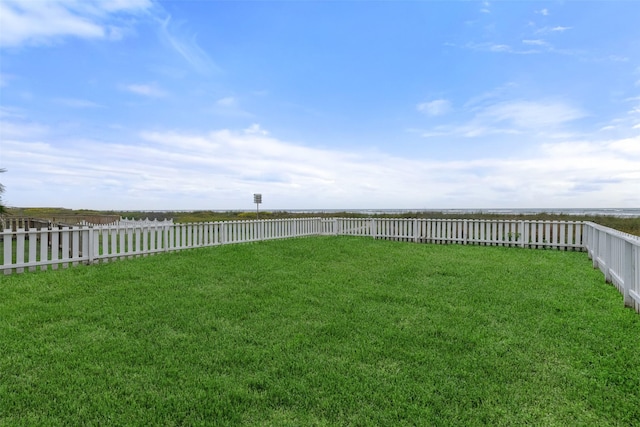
[283,208,640,218]
[135,208,640,218]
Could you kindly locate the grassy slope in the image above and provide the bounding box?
[1,237,639,426]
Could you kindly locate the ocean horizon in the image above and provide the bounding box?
[289,208,640,217]
[116,208,640,218]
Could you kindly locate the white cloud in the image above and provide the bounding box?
[478,100,585,129]
[608,55,629,62]
[0,0,152,48]
[464,42,540,55]
[158,15,219,75]
[534,26,572,35]
[0,0,219,78]
[244,124,268,135]
[420,98,586,139]
[123,83,167,98]
[536,8,550,16]
[597,98,640,134]
[489,44,511,52]
[417,99,452,117]
[463,82,518,109]
[608,137,640,155]
[54,98,102,108]
[0,107,49,138]
[209,96,253,118]
[522,39,547,46]
[216,97,237,107]
[2,115,638,209]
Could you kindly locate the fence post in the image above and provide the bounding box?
[623,241,635,308]
[592,228,600,269]
[576,221,584,249]
[585,223,593,256]
[605,233,612,283]
[462,220,467,245]
[83,226,92,264]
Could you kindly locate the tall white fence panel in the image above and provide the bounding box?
[329,218,583,250]
[1,218,326,275]
[2,226,91,273]
[584,222,640,313]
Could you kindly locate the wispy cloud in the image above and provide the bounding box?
[536,8,550,16]
[208,96,253,118]
[417,99,452,117]
[607,55,629,62]
[122,83,167,98]
[54,98,103,108]
[463,82,518,109]
[536,26,572,35]
[0,0,220,78]
[478,100,585,129]
[0,0,152,48]
[419,97,586,139]
[0,107,49,139]
[158,15,219,75]
[217,97,237,107]
[464,42,540,55]
[522,39,548,46]
[598,97,640,134]
[462,39,582,58]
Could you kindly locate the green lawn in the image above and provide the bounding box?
[1,236,638,426]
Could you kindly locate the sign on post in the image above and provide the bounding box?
[253,193,262,219]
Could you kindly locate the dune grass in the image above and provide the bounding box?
[1,236,639,425]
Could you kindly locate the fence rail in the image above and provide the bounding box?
[2,217,638,313]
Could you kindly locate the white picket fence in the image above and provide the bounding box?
[334,218,584,249]
[116,217,174,227]
[1,218,323,275]
[1,217,638,313]
[583,222,640,313]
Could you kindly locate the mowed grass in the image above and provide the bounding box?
[1,237,639,426]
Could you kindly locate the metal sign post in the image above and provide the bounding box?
[253,193,262,219]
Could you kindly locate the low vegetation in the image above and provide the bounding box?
[1,237,638,425]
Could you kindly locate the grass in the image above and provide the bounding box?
[1,236,639,425]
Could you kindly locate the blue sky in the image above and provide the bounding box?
[1,0,639,210]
